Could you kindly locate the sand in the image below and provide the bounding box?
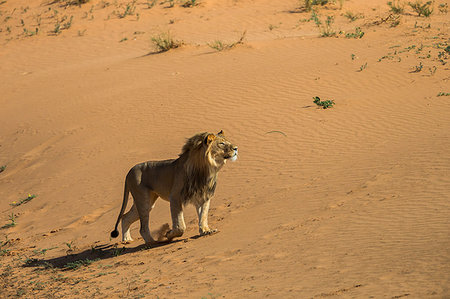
[0,0,449,297]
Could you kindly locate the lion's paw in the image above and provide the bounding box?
[200,228,218,237]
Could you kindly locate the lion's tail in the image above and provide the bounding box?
[110,179,130,239]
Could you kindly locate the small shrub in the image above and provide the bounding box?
[181,0,198,7]
[118,0,137,18]
[320,16,336,37]
[1,213,16,229]
[302,0,330,11]
[63,258,99,270]
[0,165,6,173]
[313,96,335,109]
[358,62,368,72]
[436,92,450,96]
[344,11,362,22]
[147,0,157,8]
[345,27,364,38]
[151,32,182,52]
[438,3,448,13]
[207,31,246,51]
[408,1,433,17]
[10,194,36,207]
[411,61,423,72]
[387,0,405,14]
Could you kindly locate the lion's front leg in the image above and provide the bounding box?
[196,199,217,236]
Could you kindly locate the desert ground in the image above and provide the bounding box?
[0,0,449,297]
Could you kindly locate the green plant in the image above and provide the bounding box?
[118,0,136,18]
[311,10,321,26]
[63,258,99,270]
[320,16,336,37]
[181,0,198,7]
[428,66,437,75]
[1,213,16,229]
[411,61,423,72]
[62,15,73,29]
[208,31,246,51]
[151,32,182,52]
[351,53,357,60]
[0,165,5,173]
[147,0,157,8]
[345,27,364,38]
[119,37,128,42]
[344,11,362,22]
[437,92,450,96]
[313,96,335,109]
[65,241,74,252]
[438,3,448,13]
[358,62,368,71]
[10,194,37,207]
[32,247,58,255]
[408,1,433,17]
[23,28,39,36]
[387,0,405,14]
[302,0,329,11]
[112,245,125,256]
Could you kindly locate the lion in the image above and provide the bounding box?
[110,130,238,245]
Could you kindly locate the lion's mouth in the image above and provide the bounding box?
[225,151,238,162]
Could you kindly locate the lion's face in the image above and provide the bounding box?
[206,131,238,166]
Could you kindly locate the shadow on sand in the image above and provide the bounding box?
[22,239,185,270]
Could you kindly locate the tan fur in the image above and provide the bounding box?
[111,131,238,245]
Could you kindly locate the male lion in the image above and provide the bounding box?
[110,131,238,245]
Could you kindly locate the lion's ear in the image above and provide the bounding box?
[217,130,225,136]
[204,134,216,145]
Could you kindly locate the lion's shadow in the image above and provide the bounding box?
[23,239,185,270]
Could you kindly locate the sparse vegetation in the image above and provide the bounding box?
[151,32,182,53]
[437,92,450,96]
[358,62,368,72]
[344,11,362,22]
[208,31,246,51]
[33,247,58,256]
[117,0,137,18]
[0,165,6,173]
[181,0,198,7]
[313,96,335,109]
[65,241,74,252]
[146,0,157,9]
[411,61,423,72]
[408,1,434,17]
[345,27,364,38]
[320,16,336,37]
[387,0,405,14]
[438,3,448,13]
[63,258,99,270]
[1,213,16,229]
[10,194,37,207]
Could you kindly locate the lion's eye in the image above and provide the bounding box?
[219,142,225,146]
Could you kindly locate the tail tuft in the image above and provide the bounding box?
[110,230,119,238]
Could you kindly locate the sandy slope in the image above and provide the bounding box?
[0,0,449,297]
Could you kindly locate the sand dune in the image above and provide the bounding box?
[1,0,449,297]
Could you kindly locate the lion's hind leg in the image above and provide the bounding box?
[131,187,158,245]
[121,204,139,242]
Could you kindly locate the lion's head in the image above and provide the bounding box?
[180,130,238,201]
[181,130,238,168]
